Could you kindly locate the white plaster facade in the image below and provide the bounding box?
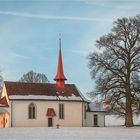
[84,112,105,127]
[0,98,106,128]
[10,100,83,127]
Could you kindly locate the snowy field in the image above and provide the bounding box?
[0,115,139,140]
[0,127,140,140]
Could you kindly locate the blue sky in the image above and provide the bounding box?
[0,0,140,94]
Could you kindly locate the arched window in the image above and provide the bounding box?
[28,103,36,119]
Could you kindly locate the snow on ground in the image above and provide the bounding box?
[0,127,140,140]
[0,115,139,139]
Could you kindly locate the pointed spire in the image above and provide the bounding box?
[54,34,67,87]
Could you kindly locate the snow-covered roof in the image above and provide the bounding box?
[88,102,105,112]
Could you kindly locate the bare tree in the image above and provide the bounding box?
[89,15,140,127]
[19,70,49,83]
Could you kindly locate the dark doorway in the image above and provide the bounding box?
[48,118,53,127]
[93,114,98,126]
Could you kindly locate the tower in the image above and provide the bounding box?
[54,35,67,87]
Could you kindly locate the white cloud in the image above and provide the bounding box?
[0,51,29,64]
[0,11,113,22]
[9,52,30,59]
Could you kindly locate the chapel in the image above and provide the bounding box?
[0,37,105,128]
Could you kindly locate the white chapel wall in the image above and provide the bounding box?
[11,100,83,127]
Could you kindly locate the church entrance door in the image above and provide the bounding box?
[48,118,53,127]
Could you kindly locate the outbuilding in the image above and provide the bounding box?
[84,102,105,127]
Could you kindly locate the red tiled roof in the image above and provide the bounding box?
[4,81,81,97]
[46,108,56,116]
[0,96,8,106]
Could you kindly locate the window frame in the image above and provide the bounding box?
[84,105,87,120]
[93,114,98,126]
[28,103,37,119]
[59,103,64,119]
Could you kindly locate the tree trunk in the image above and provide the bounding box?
[125,57,133,127]
[125,95,133,127]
